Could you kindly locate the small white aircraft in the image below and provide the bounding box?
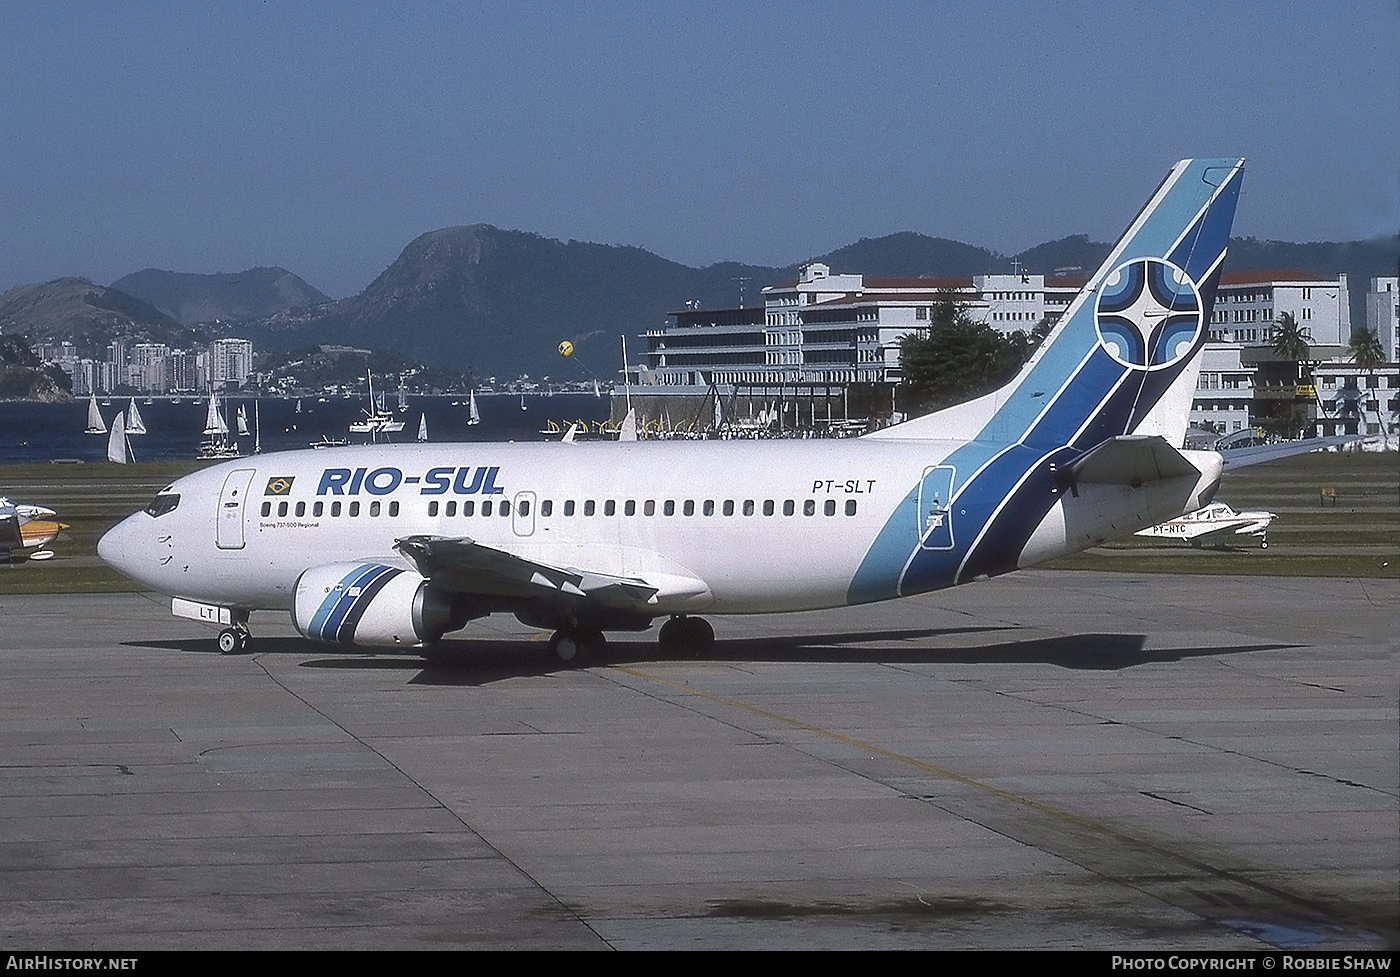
[0,497,66,561]
[1134,501,1276,548]
[100,158,1246,657]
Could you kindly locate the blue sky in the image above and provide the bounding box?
[3,1,1396,298]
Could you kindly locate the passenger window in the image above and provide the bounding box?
[762,500,774,516]
[429,501,439,516]
[446,501,457,517]
[350,501,361,517]
[313,501,323,517]
[483,501,493,517]
[584,500,595,516]
[604,500,616,516]
[261,501,271,517]
[703,500,714,516]
[804,500,815,516]
[369,501,381,517]
[644,500,655,516]
[564,500,575,516]
[743,500,755,516]
[295,501,306,517]
[663,500,675,516]
[625,500,636,516]
[389,501,399,517]
[723,500,734,516]
[277,501,288,517]
[331,501,342,517]
[783,500,795,516]
[463,501,474,516]
[846,500,857,516]
[519,500,530,516]
[824,499,836,516]
[683,500,694,516]
[541,500,553,517]
[500,500,510,516]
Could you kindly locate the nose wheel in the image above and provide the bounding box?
[217,615,251,654]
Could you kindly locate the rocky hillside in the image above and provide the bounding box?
[111,267,331,326]
[0,278,196,358]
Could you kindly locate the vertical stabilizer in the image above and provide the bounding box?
[870,158,1243,448]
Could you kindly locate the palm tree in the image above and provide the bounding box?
[1270,311,1311,364]
[1347,328,1385,372]
[1261,311,1313,438]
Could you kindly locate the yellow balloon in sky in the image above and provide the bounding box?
[558,340,574,357]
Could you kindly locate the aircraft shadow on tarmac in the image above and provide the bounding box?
[123,625,1300,686]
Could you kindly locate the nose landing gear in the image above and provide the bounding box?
[216,610,252,654]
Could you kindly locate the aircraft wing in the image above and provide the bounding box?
[394,533,699,608]
[1220,436,1362,469]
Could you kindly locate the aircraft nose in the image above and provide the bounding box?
[98,517,134,573]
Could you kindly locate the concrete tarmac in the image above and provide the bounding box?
[1,571,1395,950]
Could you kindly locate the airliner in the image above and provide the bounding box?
[100,158,1245,659]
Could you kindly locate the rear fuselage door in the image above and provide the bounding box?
[216,469,257,550]
[917,465,956,551]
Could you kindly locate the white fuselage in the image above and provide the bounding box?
[99,436,1221,621]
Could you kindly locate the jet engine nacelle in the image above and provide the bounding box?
[292,562,457,647]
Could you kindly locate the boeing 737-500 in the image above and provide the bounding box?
[99,158,1245,659]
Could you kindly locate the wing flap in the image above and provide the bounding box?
[395,534,704,608]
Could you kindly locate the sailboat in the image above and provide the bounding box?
[253,400,262,455]
[197,390,240,459]
[85,393,107,435]
[348,372,405,441]
[236,405,250,437]
[417,412,428,442]
[107,412,132,464]
[466,389,481,426]
[397,377,409,412]
[125,398,147,435]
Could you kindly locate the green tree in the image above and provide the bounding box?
[1258,311,1313,438]
[1347,328,1385,372]
[898,295,1032,414]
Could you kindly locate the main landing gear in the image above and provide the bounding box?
[548,627,607,663]
[545,616,716,663]
[657,615,714,656]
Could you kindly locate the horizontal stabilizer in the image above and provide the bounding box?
[1067,435,1202,487]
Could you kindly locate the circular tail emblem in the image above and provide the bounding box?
[1095,258,1202,369]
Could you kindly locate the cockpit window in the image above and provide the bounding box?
[144,493,181,518]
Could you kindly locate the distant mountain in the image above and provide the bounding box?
[816,233,1000,278]
[247,225,783,379]
[0,278,198,358]
[111,266,331,326]
[8,228,1392,381]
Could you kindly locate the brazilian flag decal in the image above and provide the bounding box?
[264,477,295,496]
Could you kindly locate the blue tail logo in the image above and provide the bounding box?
[1095,258,1203,369]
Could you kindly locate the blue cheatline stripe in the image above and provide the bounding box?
[845,160,1242,606]
[307,564,395,641]
[334,566,404,644]
[321,565,401,643]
